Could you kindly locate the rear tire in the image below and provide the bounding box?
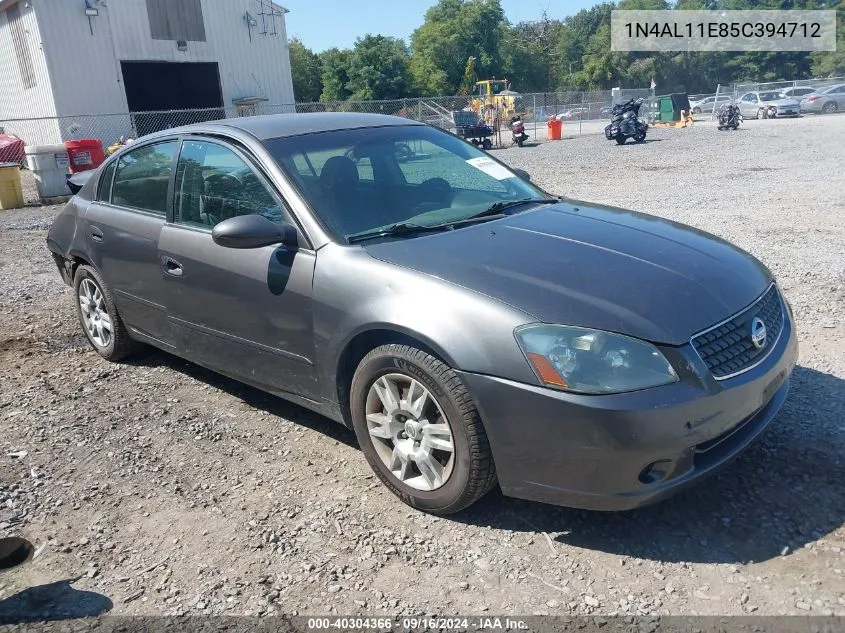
[350,344,497,515]
[822,101,838,114]
[482,139,493,150]
[73,265,141,361]
[757,108,767,120]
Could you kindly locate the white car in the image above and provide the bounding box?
[778,86,817,100]
[689,95,732,114]
[737,91,801,119]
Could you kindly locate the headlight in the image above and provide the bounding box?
[515,324,678,394]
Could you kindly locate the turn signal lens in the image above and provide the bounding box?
[525,353,569,388]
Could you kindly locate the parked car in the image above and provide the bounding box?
[799,83,845,114]
[737,91,801,119]
[559,108,587,120]
[46,113,798,515]
[778,86,817,101]
[689,95,732,114]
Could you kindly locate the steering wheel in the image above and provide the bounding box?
[417,178,453,208]
[205,172,242,190]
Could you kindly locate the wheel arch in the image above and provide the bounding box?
[334,326,456,428]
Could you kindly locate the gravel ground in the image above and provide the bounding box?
[1,115,843,621]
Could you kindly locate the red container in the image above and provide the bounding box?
[65,139,105,173]
[0,134,25,165]
[547,118,563,141]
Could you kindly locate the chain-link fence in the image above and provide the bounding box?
[0,88,659,159]
[2,78,840,204]
[703,76,845,120]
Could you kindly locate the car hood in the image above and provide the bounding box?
[363,201,772,345]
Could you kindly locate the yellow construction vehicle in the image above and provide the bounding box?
[471,79,524,125]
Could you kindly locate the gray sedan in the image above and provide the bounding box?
[737,91,802,119]
[46,114,797,514]
[800,83,845,114]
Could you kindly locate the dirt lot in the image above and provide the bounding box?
[1,115,843,621]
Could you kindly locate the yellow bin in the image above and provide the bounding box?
[0,163,24,210]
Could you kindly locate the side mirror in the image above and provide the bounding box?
[212,215,298,250]
[512,168,531,182]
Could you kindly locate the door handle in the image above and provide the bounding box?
[161,257,184,277]
[90,226,104,242]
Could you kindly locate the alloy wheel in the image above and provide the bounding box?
[78,278,112,348]
[365,373,455,491]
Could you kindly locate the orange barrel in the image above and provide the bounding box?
[65,139,105,174]
[547,118,563,141]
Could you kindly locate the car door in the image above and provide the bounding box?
[83,139,179,346]
[738,93,756,117]
[157,137,319,400]
[829,85,845,108]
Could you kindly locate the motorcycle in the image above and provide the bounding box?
[604,97,648,145]
[717,102,742,131]
[510,115,529,147]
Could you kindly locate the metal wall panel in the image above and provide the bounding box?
[1,0,293,145]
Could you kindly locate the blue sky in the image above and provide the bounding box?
[281,1,599,52]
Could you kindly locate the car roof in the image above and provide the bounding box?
[158,112,424,142]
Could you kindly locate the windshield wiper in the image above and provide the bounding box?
[346,222,451,244]
[346,198,559,244]
[467,197,559,221]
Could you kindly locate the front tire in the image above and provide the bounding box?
[73,265,140,361]
[757,107,767,120]
[350,344,497,515]
[616,136,627,145]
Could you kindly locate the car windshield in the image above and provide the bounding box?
[759,92,782,102]
[265,125,548,243]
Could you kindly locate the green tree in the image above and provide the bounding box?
[410,0,507,95]
[288,38,322,103]
[501,14,564,92]
[458,56,479,94]
[319,48,352,102]
[811,0,845,76]
[346,35,411,100]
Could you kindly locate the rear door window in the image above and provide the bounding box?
[97,161,116,202]
[112,141,177,215]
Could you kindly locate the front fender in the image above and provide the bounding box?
[312,244,540,404]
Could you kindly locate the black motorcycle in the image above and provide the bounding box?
[604,97,648,145]
[717,102,742,131]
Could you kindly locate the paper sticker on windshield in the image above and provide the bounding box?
[466,157,515,180]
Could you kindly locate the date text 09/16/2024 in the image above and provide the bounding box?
[306,617,530,631]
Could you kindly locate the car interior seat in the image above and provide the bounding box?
[319,156,365,235]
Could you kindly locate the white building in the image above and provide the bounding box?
[0,0,295,145]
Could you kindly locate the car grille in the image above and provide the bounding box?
[691,284,784,380]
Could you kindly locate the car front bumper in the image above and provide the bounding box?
[457,312,798,511]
